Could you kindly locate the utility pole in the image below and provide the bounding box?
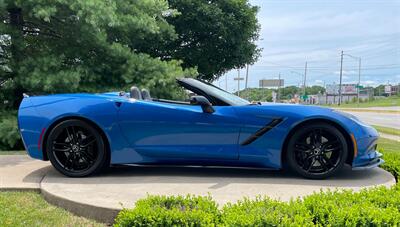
[234,69,244,97]
[245,64,249,89]
[303,61,308,98]
[237,69,240,96]
[357,58,361,106]
[338,51,344,105]
[278,73,281,102]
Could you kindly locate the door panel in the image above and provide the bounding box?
[117,101,241,160]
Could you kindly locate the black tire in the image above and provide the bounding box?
[46,119,107,177]
[286,123,348,179]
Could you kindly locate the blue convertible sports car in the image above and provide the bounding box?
[18,78,383,179]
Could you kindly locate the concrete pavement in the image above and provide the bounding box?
[342,110,400,129]
[0,155,396,223]
[0,155,50,191]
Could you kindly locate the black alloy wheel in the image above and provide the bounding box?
[287,123,348,179]
[46,119,107,177]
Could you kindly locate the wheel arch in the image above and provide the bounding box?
[41,116,111,164]
[281,118,354,168]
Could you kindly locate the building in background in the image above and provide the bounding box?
[308,83,371,105]
[384,84,399,96]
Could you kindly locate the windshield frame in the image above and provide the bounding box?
[177,78,250,106]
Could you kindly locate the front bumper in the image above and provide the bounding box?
[352,151,384,170]
[352,133,384,170]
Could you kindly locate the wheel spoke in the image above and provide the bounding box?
[65,127,73,143]
[71,126,77,144]
[81,136,95,147]
[322,154,335,168]
[305,158,316,172]
[319,156,328,171]
[53,147,70,153]
[53,142,69,147]
[322,140,339,149]
[81,150,95,162]
[64,153,74,170]
[295,142,312,152]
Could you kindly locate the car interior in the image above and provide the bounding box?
[129,85,196,105]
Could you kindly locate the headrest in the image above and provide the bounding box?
[141,89,151,100]
[130,86,142,100]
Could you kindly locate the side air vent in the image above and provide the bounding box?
[241,118,283,146]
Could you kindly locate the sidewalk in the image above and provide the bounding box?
[0,155,50,191]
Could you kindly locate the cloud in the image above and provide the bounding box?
[364,80,378,85]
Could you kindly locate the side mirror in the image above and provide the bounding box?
[190,96,215,113]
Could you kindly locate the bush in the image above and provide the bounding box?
[114,195,220,227]
[115,143,400,227]
[379,142,400,181]
[303,186,400,226]
[221,198,313,226]
[0,111,22,150]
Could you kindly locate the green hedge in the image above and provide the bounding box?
[220,198,313,226]
[114,195,220,227]
[115,144,400,227]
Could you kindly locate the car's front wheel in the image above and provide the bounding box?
[287,123,348,179]
[46,119,107,177]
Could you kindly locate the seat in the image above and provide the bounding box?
[130,86,142,100]
[141,89,152,101]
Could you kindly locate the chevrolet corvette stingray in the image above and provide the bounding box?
[18,78,383,179]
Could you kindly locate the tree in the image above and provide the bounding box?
[306,86,325,95]
[0,0,196,109]
[136,0,261,81]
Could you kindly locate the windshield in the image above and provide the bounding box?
[179,78,250,106]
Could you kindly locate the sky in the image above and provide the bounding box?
[214,0,400,92]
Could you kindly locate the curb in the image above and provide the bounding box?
[41,187,120,224]
[0,188,40,193]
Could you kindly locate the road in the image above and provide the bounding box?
[342,111,400,129]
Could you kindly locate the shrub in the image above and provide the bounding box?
[380,147,400,181]
[0,111,22,150]
[221,198,314,226]
[302,186,400,226]
[114,195,220,227]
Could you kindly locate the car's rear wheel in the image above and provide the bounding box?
[286,123,348,179]
[46,119,107,177]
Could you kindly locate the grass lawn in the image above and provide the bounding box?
[0,150,26,155]
[323,96,400,108]
[373,125,400,136]
[378,137,400,153]
[0,191,104,227]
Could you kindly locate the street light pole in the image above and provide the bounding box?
[278,73,281,102]
[303,61,307,98]
[245,64,249,89]
[338,51,344,106]
[237,69,240,97]
[357,58,361,106]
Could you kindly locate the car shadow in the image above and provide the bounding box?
[24,164,395,189]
